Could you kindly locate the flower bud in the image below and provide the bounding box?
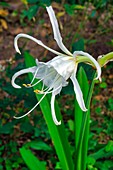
[98,52,113,67]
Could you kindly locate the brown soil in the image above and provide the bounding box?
[0,1,113,62]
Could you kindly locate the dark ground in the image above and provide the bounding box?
[0,1,113,62]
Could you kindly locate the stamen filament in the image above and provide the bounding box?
[44,85,62,94]
[30,67,39,84]
[26,69,55,88]
[14,92,47,119]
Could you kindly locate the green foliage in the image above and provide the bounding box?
[108,98,113,111]
[21,0,51,20]
[87,141,113,170]
[99,81,107,89]
[20,147,46,170]
[64,4,84,15]
[27,0,39,3]
[22,5,39,20]
[25,140,52,151]
[72,38,85,51]
[0,2,10,7]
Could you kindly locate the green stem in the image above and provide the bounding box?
[75,71,96,170]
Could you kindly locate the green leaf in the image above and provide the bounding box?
[64,4,75,15]
[108,98,113,111]
[99,82,107,88]
[74,67,90,170]
[20,122,34,133]
[24,52,74,170]
[72,38,84,52]
[95,160,113,170]
[87,156,96,166]
[89,140,113,160]
[40,0,51,6]
[22,5,39,20]
[90,10,96,18]
[0,122,14,134]
[55,162,62,170]
[26,140,52,151]
[75,67,89,147]
[64,4,84,15]
[74,68,96,170]
[0,2,10,7]
[27,0,39,3]
[20,147,46,170]
[0,164,3,170]
[68,119,74,132]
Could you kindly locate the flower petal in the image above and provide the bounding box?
[46,6,72,56]
[11,67,36,88]
[48,55,75,80]
[14,33,66,56]
[51,94,61,125]
[74,51,101,80]
[70,72,87,112]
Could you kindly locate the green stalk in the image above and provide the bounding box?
[74,68,96,170]
[74,67,89,170]
[24,52,74,170]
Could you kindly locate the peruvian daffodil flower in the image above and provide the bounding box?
[11,6,101,125]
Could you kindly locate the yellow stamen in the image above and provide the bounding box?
[27,84,31,87]
[34,89,44,94]
[23,84,27,87]
[34,89,40,94]
[23,84,31,87]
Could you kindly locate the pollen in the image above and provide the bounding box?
[34,89,40,94]
[23,84,31,87]
[23,84,27,87]
[34,89,44,94]
[27,84,31,87]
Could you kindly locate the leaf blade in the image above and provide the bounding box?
[20,147,46,170]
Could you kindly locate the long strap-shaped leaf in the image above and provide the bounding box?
[74,67,95,170]
[74,67,89,170]
[20,147,46,170]
[24,52,74,170]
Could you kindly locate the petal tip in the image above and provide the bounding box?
[83,108,88,112]
[17,49,21,55]
[55,120,61,126]
[13,116,20,119]
[12,83,21,89]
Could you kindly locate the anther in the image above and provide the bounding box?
[34,89,44,94]
[23,84,27,87]
[23,84,32,87]
[27,84,31,87]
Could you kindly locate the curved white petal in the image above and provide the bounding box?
[73,51,101,80]
[51,94,61,125]
[46,6,72,56]
[14,33,66,56]
[14,93,47,119]
[11,67,36,88]
[70,72,87,112]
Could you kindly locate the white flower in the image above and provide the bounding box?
[12,6,101,125]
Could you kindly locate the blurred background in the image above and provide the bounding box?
[0,0,113,169]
